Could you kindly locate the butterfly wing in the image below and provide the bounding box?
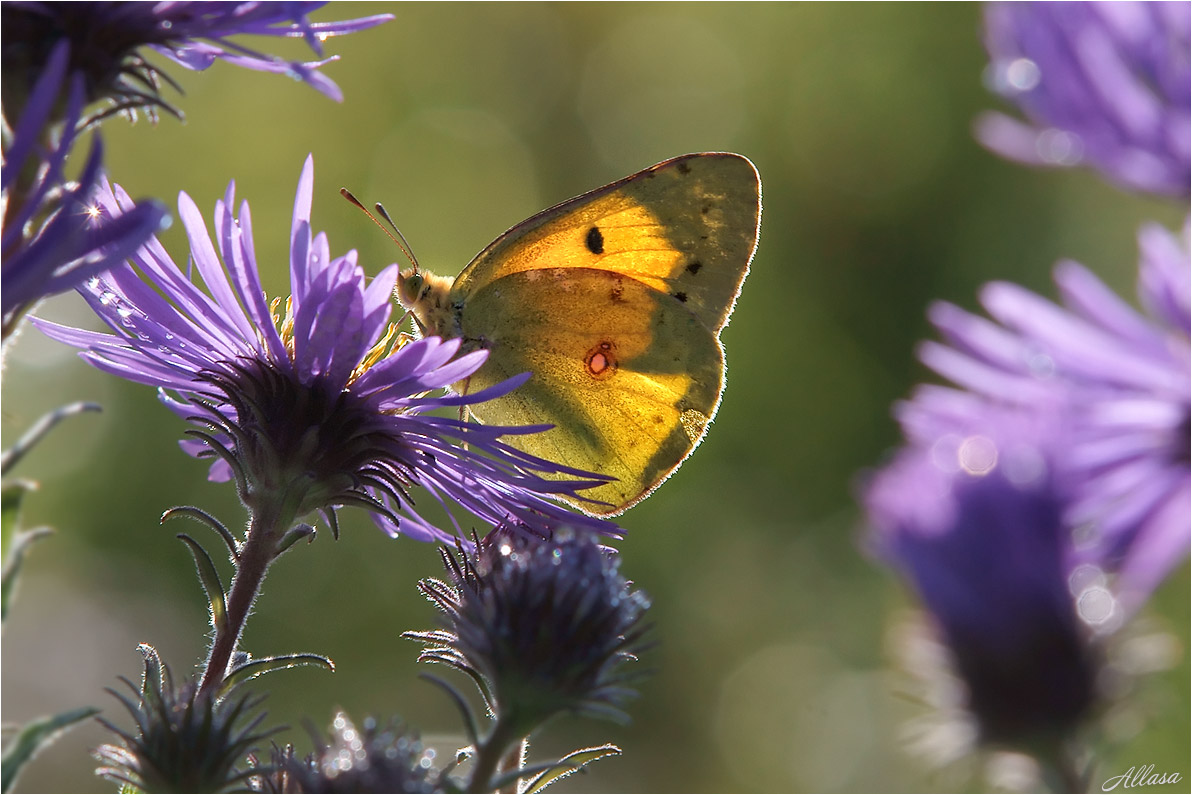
[453,152,761,515]
[455,153,760,334]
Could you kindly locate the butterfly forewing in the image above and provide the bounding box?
[452,153,760,333]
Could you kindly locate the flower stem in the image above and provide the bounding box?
[466,718,525,794]
[197,498,287,696]
[1034,736,1090,793]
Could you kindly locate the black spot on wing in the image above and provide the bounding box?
[686,261,702,275]
[677,161,692,175]
[586,226,604,255]
[674,291,688,303]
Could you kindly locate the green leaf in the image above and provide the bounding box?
[219,653,334,695]
[514,743,619,791]
[1,481,33,561]
[0,402,101,477]
[1,706,101,793]
[1,481,52,624]
[176,534,228,634]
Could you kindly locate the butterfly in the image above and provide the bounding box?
[395,152,761,516]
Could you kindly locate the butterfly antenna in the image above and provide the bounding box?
[372,202,421,274]
[339,187,421,273]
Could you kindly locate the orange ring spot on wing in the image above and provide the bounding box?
[584,341,618,380]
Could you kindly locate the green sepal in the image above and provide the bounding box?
[419,672,481,748]
[509,744,622,793]
[161,506,239,561]
[275,523,316,556]
[175,534,228,634]
[219,653,335,695]
[1,705,101,793]
[136,643,168,712]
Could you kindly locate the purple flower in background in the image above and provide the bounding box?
[917,220,1190,614]
[977,1,1191,196]
[2,3,389,339]
[1,2,393,116]
[864,414,1097,746]
[2,42,166,340]
[33,157,622,545]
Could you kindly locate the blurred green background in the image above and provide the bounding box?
[2,3,1187,792]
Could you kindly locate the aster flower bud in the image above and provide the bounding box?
[413,530,651,732]
[94,644,279,793]
[250,713,442,794]
[407,529,650,789]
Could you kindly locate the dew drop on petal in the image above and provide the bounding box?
[1067,562,1106,597]
[1003,443,1046,486]
[1076,584,1117,628]
[1069,520,1101,552]
[1025,346,1056,379]
[1005,58,1041,91]
[929,433,965,474]
[958,435,998,476]
[1036,129,1084,165]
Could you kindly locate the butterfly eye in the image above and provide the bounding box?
[396,271,423,306]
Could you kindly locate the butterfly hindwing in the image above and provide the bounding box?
[459,267,724,513]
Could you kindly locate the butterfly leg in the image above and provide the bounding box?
[457,375,473,450]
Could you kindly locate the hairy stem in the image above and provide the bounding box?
[196,496,288,696]
[467,717,525,794]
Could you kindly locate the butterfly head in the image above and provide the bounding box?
[395,267,459,340]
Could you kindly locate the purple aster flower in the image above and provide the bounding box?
[2,42,166,341]
[31,156,622,546]
[1,2,393,117]
[916,219,1189,614]
[977,1,1191,196]
[864,413,1097,749]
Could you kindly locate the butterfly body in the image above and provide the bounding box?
[396,152,761,516]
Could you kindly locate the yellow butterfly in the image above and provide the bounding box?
[395,152,761,516]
